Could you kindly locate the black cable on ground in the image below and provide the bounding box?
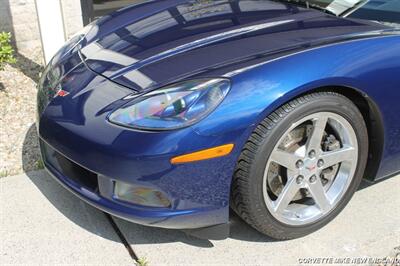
[104,213,139,262]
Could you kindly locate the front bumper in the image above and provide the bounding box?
[39,135,235,230]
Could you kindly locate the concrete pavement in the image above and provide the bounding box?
[115,175,400,265]
[1,170,399,265]
[0,171,133,265]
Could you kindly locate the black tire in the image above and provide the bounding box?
[231,92,369,240]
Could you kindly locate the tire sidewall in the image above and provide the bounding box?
[248,94,369,238]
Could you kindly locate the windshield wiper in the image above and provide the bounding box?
[304,1,338,16]
[274,0,338,16]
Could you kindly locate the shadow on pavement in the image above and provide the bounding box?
[14,52,44,83]
[23,170,122,243]
[22,124,41,173]
[111,209,275,249]
[21,122,386,248]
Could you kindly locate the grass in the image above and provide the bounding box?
[0,169,10,178]
[135,257,149,266]
[36,159,44,170]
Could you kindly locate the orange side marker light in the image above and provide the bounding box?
[171,144,235,164]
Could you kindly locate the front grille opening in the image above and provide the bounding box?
[54,152,99,192]
[40,140,99,192]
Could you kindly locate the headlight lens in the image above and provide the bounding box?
[108,78,230,130]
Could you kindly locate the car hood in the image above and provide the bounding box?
[79,0,386,91]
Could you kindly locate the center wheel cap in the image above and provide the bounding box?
[302,158,318,176]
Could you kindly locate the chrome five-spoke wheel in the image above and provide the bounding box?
[263,112,358,225]
[232,92,368,239]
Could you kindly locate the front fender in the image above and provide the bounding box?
[195,35,400,178]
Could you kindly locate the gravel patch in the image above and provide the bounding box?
[0,51,44,177]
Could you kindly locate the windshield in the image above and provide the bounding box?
[277,0,400,25]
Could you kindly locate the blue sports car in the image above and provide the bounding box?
[37,0,400,240]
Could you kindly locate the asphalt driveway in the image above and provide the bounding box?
[1,170,399,265]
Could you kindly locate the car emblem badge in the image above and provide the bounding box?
[55,89,70,97]
[306,165,316,171]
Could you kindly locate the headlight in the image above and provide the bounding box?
[109,78,231,130]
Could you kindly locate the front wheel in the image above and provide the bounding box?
[231,92,368,239]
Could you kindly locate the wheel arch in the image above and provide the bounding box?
[272,85,385,181]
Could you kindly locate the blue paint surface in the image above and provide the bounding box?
[37,0,400,229]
